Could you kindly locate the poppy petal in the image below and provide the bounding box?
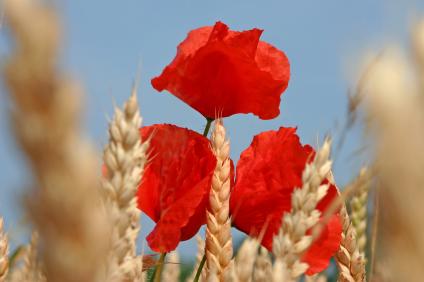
[151,21,290,120]
[304,213,343,275]
[137,124,216,252]
[230,127,341,274]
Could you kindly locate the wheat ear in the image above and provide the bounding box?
[252,247,272,282]
[272,139,333,281]
[102,89,149,282]
[4,0,110,281]
[162,251,180,282]
[233,238,259,282]
[205,119,233,281]
[349,168,370,256]
[8,232,46,282]
[335,206,366,282]
[0,218,8,282]
[361,48,424,281]
[412,19,424,87]
[305,274,327,282]
[187,236,206,282]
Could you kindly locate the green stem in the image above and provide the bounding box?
[202,117,214,137]
[193,254,206,282]
[150,253,166,282]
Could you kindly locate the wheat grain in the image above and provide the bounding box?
[102,89,149,282]
[205,119,233,281]
[335,206,366,282]
[3,0,110,281]
[162,251,180,282]
[349,168,370,256]
[0,218,8,282]
[272,139,333,281]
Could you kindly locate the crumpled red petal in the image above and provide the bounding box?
[152,21,290,120]
[230,127,342,274]
[137,124,216,253]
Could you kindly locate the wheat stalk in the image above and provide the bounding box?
[334,206,366,282]
[0,218,8,282]
[272,139,333,281]
[8,232,46,282]
[252,247,272,282]
[349,168,370,256]
[205,119,233,281]
[102,89,149,282]
[3,0,110,281]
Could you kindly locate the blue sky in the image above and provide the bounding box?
[1,0,423,259]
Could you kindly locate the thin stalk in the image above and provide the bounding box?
[193,254,206,282]
[203,117,214,137]
[150,253,166,282]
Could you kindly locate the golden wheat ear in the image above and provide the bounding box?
[162,251,180,282]
[305,274,328,282]
[101,89,149,281]
[360,44,424,281]
[7,232,46,282]
[205,119,233,281]
[252,246,272,282]
[0,218,8,282]
[233,238,259,282]
[349,167,370,257]
[4,0,110,281]
[186,236,206,282]
[272,139,333,281]
[335,205,366,282]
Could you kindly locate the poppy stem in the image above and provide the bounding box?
[202,117,214,137]
[150,253,166,282]
[193,254,206,282]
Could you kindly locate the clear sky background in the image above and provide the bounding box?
[1,0,423,260]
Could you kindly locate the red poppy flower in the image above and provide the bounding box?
[230,127,342,275]
[137,124,216,253]
[151,21,290,120]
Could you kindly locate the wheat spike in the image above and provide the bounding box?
[360,47,424,281]
[335,206,366,282]
[413,19,424,88]
[349,168,370,256]
[8,232,46,282]
[205,119,233,281]
[305,274,327,282]
[162,251,180,282]
[3,0,110,281]
[187,236,207,282]
[102,89,149,282]
[0,218,8,282]
[233,238,259,282]
[272,139,333,281]
[252,247,272,282]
